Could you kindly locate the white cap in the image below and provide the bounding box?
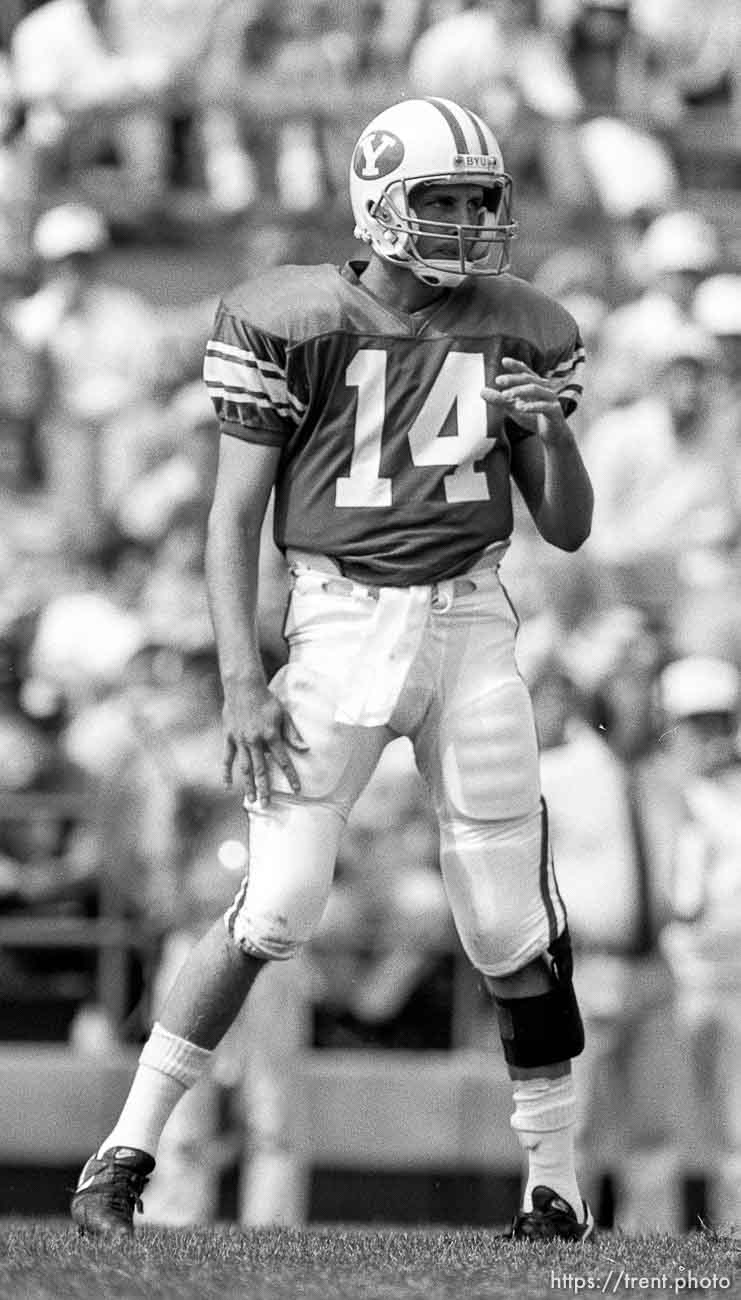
[33,203,109,261]
[578,117,678,221]
[638,210,720,278]
[29,592,145,696]
[659,656,740,719]
[693,274,741,337]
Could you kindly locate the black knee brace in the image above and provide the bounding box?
[493,929,585,1070]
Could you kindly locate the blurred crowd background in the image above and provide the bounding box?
[0,0,739,1234]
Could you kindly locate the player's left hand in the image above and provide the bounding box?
[481,357,571,444]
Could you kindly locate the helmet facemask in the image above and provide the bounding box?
[367,173,517,287]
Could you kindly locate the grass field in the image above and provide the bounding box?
[2,1220,738,1300]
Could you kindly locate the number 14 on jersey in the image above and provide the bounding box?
[336,348,495,508]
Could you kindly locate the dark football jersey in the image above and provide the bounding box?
[203,260,585,585]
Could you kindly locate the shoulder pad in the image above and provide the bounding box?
[219,264,345,343]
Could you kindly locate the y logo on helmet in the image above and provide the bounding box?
[353,131,404,180]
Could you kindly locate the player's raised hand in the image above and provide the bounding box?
[481,356,571,443]
[221,675,308,808]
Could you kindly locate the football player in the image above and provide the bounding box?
[71,97,594,1241]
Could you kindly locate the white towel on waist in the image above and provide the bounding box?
[334,585,431,727]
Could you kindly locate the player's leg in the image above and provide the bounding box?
[71,655,390,1235]
[413,580,591,1239]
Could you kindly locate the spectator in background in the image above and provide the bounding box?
[515,1,680,219]
[518,611,679,1230]
[10,0,174,232]
[546,0,683,125]
[657,656,741,1230]
[105,0,260,220]
[0,51,37,282]
[692,271,741,415]
[582,319,735,629]
[240,0,358,214]
[0,603,100,1006]
[668,271,741,666]
[8,202,164,557]
[630,0,741,135]
[408,1,582,187]
[601,208,723,393]
[0,310,45,496]
[10,0,262,231]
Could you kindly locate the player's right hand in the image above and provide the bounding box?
[221,676,308,807]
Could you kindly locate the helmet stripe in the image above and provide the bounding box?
[424,97,470,154]
[459,107,489,155]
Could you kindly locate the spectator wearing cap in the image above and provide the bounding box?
[664,272,741,667]
[581,316,735,629]
[8,203,164,557]
[601,209,723,401]
[657,656,741,1228]
[518,611,680,1230]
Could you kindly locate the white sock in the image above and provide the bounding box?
[510,1074,584,1220]
[98,1022,212,1160]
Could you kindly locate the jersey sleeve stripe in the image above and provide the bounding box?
[204,351,306,420]
[546,347,586,379]
[545,350,585,411]
[206,386,296,419]
[206,340,284,380]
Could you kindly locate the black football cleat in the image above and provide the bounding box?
[506,1184,595,1241]
[71,1146,155,1236]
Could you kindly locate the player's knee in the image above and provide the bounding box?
[488,929,585,1070]
[223,797,344,961]
[439,806,558,974]
[226,910,305,961]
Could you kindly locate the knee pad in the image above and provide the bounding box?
[438,806,567,976]
[493,929,585,1070]
[224,796,344,960]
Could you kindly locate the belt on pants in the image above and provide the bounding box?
[285,546,507,610]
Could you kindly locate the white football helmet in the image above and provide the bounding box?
[350,97,517,287]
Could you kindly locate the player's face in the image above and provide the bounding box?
[408,183,488,263]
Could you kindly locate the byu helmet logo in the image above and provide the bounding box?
[352,131,404,180]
